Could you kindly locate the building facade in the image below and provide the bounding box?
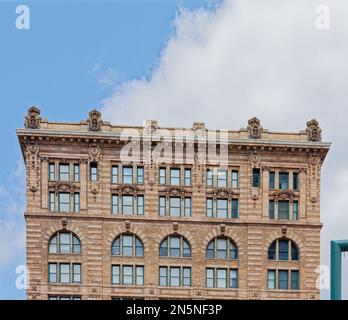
[17,107,330,300]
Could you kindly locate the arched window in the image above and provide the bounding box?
[159,235,191,257]
[112,234,144,257]
[268,239,299,261]
[206,237,238,260]
[48,231,81,254]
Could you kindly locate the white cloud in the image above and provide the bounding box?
[101,0,348,299]
[0,161,26,269]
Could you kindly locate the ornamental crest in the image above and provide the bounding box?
[247,117,262,139]
[25,107,41,129]
[306,119,322,142]
[87,110,102,132]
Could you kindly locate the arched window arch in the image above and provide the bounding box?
[206,237,238,260]
[112,233,144,257]
[268,238,299,261]
[159,235,191,257]
[48,231,81,254]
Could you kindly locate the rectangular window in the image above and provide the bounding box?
[170,267,180,287]
[229,269,238,288]
[231,170,239,188]
[170,168,180,186]
[231,199,238,218]
[122,235,133,256]
[137,166,144,184]
[279,172,289,190]
[269,200,275,219]
[293,172,299,190]
[269,171,275,189]
[137,196,144,215]
[170,237,180,257]
[216,199,228,218]
[183,267,191,287]
[217,238,227,259]
[206,169,213,187]
[278,200,289,220]
[278,270,289,290]
[279,240,289,260]
[112,265,120,285]
[49,192,55,212]
[252,168,260,187]
[184,197,191,217]
[123,166,133,184]
[206,268,214,288]
[73,164,80,182]
[90,162,98,181]
[59,164,70,181]
[49,163,55,181]
[159,196,166,216]
[111,166,118,184]
[60,263,70,284]
[58,193,70,212]
[291,270,299,290]
[112,195,119,214]
[169,197,181,217]
[135,266,144,286]
[74,193,80,213]
[60,233,70,253]
[267,270,276,289]
[122,266,133,285]
[184,168,192,186]
[293,201,299,221]
[217,269,227,288]
[159,267,167,286]
[217,170,227,188]
[122,195,134,215]
[48,263,57,283]
[72,264,81,283]
[206,198,213,218]
[159,168,166,185]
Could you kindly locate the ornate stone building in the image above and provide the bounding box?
[17,107,330,300]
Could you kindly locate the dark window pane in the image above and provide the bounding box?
[278,240,289,260]
[252,169,260,187]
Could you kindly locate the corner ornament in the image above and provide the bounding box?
[25,106,41,129]
[87,109,102,132]
[306,119,322,142]
[247,117,262,139]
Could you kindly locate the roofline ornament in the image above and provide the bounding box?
[306,119,322,142]
[25,106,41,129]
[247,117,262,139]
[87,109,102,132]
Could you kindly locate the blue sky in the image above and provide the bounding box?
[0,0,211,299]
[1,0,348,299]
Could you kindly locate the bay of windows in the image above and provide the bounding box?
[267,269,299,290]
[112,234,144,257]
[268,239,299,261]
[206,237,238,260]
[159,236,191,258]
[111,195,145,215]
[159,196,191,217]
[112,265,144,286]
[48,263,81,284]
[269,200,298,221]
[206,198,239,218]
[159,266,191,287]
[206,268,238,289]
[49,192,81,213]
[49,232,81,254]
